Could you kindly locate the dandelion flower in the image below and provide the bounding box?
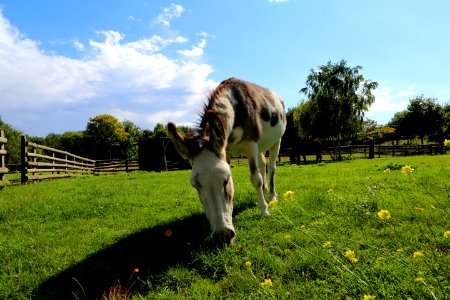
[283,190,294,200]
[245,261,251,268]
[363,294,376,300]
[413,251,424,259]
[383,168,391,174]
[323,241,332,249]
[415,277,425,283]
[444,230,450,238]
[268,199,277,208]
[344,249,358,263]
[261,278,273,288]
[401,165,414,175]
[377,209,391,220]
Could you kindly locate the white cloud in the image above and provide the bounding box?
[0,9,216,135]
[154,3,184,27]
[178,39,206,58]
[369,85,407,113]
[268,0,289,3]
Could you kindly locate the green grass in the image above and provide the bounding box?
[1,155,449,299]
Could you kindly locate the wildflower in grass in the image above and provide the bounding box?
[377,209,391,220]
[363,294,376,300]
[444,139,450,147]
[300,224,306,229]
[326,187,333,193]
[444,230,450,238]
[415,277,425,283]
[323,240,332,249]
[344,249,358,263]
[134,268,139,273]
[413,251,424,259]
[284,234,291,240]
[401,165,414,175]
[261,278,273,288]
[376,256,383,262]
[245,260,252,268]
[283,190,294,200]
[268,199,277,208]
[383,168,391,174]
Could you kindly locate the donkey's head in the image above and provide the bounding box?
[167,112,235,244]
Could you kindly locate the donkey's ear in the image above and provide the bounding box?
[167,122,191,159]
[206,111,226,155]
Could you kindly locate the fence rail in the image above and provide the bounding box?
[0,132,446,185]
[94,159,139,175]
[21,136,96,184]
[0,129,9,185]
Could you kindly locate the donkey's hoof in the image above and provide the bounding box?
[261,209,270,217]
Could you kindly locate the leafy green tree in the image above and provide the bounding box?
[84,114,128,159]
[122,120,142,159]
[61,131,86,156]
[0,116,22,165]
[44,133,63,149]
[389,96,448,144]
[296,60,378,156]
[407,96,443,143]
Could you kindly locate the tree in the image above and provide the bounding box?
[296,60,378,156]
[122,120,142,159]
[0,116,22,165]
[389,96,448,144]
[84,114,128,159]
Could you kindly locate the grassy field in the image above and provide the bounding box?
[0,154,449,299]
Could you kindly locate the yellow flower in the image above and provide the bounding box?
[415,277,425,283]
[401,165,414,175]
[323,241,332,249]
[363,294,376,300]
[383,168,391,174]
[377,209,391,220]
[245,261,251,268]
[444,139,450,147]
[376,256,383,262]
[413,251,424,259]
[268,199,277,208]
[444,230,450,238]
[344,249,358,263]
[261,278,273,288]
[283,190,294,200]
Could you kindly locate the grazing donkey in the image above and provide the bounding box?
[167,78,286,244]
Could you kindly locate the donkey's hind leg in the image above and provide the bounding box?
[247,143,270,216]
[258,152,267,194]
[268,139,282,201]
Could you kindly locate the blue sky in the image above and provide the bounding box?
[1,1,449,136]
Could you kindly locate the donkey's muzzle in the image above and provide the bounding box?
[213,228,236,245]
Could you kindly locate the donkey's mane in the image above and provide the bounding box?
[182,78,236,155]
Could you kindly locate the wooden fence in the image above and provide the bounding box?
[0,129,9,185]
[94,159,139,175]
[21,136,96,184]
[326,144,445,159]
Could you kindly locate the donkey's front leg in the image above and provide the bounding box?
[247,143,269,216]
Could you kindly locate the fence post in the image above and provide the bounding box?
[0,129,8,183]
[21,135,28,185]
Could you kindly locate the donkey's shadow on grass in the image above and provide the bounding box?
[34,201,255,300]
